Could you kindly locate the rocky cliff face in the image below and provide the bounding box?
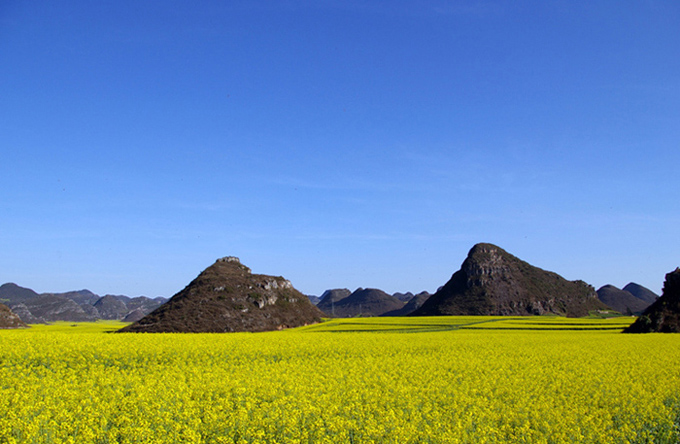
[119,257,324,333]
[625,268,680,333]
[413,243,608,317]
[0,303,27,329]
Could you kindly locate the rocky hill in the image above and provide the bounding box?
[0,303,27,329]
[413,243,609,317]
[625,268,680,333]
[0,282,166,323]
[119,257,324,333]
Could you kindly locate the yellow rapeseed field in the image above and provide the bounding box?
[1,317,679,443]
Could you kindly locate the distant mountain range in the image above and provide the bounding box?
[314,288,431,317]
[0,283,167,324]
[2,243,668,328]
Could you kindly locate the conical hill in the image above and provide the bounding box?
[413,243,608,317]
[119,257,323,333]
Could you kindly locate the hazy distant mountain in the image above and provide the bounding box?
[393,292,416,302]
[42,289,100,306]
[596,285,649,315]
[21,295,98,323]
[625,268,680,333]
[93,295,130,320]
[0,283,40,304]
[320,288,405,317]
[413,243,609,317]
[0,282,167,323]
[622,283,658,304]
[120,257,323,333]
[384,291,432,316]
[122,309,146,323]
[316,289,352,316]
[306,295,321,305]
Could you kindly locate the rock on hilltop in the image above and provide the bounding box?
[119,257,324,333]
[625,268,680,333]
[413,243,608,317]
[0,303,27,329]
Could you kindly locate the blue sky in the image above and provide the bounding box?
[1,1,678,297]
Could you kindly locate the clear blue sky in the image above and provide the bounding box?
[1,1,678,297]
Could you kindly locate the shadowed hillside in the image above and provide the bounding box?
[625,268,680,333]
[119,257,323,333]
[596,285,650,315]
[413,243,609,317]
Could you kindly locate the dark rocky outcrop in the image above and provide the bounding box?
[624,268,680,333]
[321,288,405,317]
[119,256,324,333]
[596,285,650,315]
[0,303,28,329]
[316,289,352,316]
[622,283,658,305]
[413,243,609,317]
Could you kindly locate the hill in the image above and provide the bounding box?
[413,243,608,317]
[0,303,27,329]
[0,282,166,323]
[624,268,680,333]
[319,288,405,317]
[383,291,432,316]
[622,283,658,304]
[119,257,323,333]
[316,289,352,316]
[596,285,649,315]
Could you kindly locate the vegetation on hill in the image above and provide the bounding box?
[414,243,610,317]
[119,257,323,333]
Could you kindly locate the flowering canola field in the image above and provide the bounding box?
[1,317,679,444]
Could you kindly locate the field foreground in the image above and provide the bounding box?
[1,317,679,443]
